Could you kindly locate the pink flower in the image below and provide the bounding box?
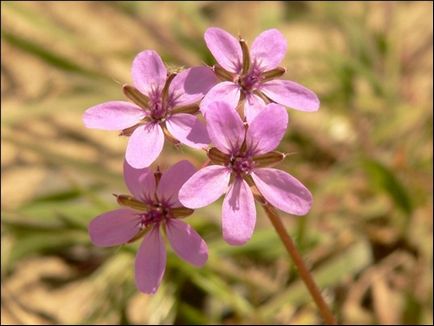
[88,160,208,294]
[179,102,313,246]
[201,27,320,122]
[83,50,217,168]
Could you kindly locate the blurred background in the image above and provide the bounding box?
[1,1,432,324]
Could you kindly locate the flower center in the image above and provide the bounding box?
[150,100,166,121]
[238,70,261,94]
[137,203,172,230]
[227,154,254,177]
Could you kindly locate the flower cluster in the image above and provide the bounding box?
[83,27,319,294]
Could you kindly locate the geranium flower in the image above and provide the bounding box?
[201,27,319,122]
[83,50,217,168]
[179,101,312,245]
[88,160,208,294]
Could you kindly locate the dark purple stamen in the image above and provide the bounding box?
[137,203,173,230]
[228,154,254,177]
[238,70,261,93]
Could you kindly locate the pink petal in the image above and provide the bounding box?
[251,29,287,71]
[204,101,245,154]
[166,219,208,266]
[251,168,312,215]
[261,80,320,112]
[222,178,256,245]
[246,103,288,155]
[83,101,145,130]
[125,123,164,169]
[244,93,265,124]
[204,27,242,73]
[88,208,140,247]
[179,165,231,209]
[166,114,210,150]
[157,160,196,207]
[123,160,156,202]
[135,226,166,294]
[132,50,167,95]
[169,67,217,107]
[200,82,240,115]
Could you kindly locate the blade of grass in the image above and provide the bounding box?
[2,30,106,79]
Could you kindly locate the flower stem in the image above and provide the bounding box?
[263,204,337,325]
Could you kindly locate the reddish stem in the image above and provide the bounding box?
[263,204,337,325]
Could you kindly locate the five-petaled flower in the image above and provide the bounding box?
[201,27,320,122]
[179,101,313,245]
[88,160,208,294]
[83,50,217,168]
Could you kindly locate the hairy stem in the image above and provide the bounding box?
[263,204,337,325]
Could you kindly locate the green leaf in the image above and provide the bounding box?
[362,158,413,215]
